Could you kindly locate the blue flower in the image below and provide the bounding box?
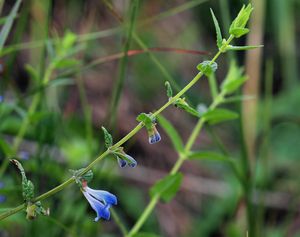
[147,125,161,144]
[116,154,137,168]
[82,183,117,221]
[0,96,3,103]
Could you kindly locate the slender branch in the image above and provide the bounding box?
[126,36,234,237]
[0,39,222,220]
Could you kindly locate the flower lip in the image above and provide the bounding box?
[147,125,161,144]
[117,157,127,168]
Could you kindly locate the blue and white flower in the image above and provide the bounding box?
[116,154,137,168]
[147,125,161,144]
[82,182,117,221]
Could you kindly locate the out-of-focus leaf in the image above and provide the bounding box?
[157,115,184,152]
[223,95,255,104]
[202,108,239,125]
[25,65,39,83]
[188,151,230,162]
[0,138,12,156]
[0,0,22,51]
[150,173,183,202]
[48,78,74,88]
[133,233,160,237]
[221,62,247,95]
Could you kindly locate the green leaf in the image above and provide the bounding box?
[102,126,113,148]
[54,58,80,69]
[25,65,39,83]
[0,0,22,52]
[210,9,223,49]
[221,61,248,95]
[165,81,173,98]
[223,76,247,94]
[157,115,184,152]
[197,61,218,76]
[62,31,77,51]
[136,113,153,130]
[226,45,264,51]
[222,95,255,104]
[229,4,253,38]
[229,28,249,38]
[132,233,160,237]
[174,98,201,118]
[11,159,35,202]
[0,138,13,156]
[48,78,75,88]
[188,151,231,162]
[202,108,239,125]
[150,173,183,202]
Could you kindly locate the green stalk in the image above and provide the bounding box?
[111,209,129,235]
[0,35,234,222]
[126,36,234,237]
[208,73,218,100]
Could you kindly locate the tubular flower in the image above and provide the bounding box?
[147,125,161,144]
[116,154,137,168]
[81,182,117,221]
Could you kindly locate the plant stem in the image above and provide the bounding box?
[126,37,234,237]
[111,209,128,236]
[0,35,233,222]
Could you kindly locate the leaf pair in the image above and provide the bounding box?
[210,5,262,51]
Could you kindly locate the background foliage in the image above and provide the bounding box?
[0,0,299,237]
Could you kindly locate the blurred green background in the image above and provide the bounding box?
[0,0,300,236]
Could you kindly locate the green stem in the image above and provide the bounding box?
[111,209,128,236]
[0,35,233,222]
[126,36,234,237]
[127,195,160,236]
